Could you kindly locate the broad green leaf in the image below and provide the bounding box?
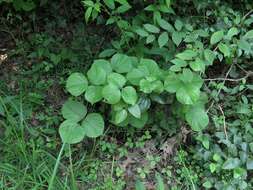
[165,0,171,7]
[246,159,253,170]
[61,100,87,122]
[238,39,251,52]
[244,30,253,39]
[185,24,193,31]
[85,7,92,23]
[152,80,164,93]
[140,79,153,93]
[106,17,116,25]
[170,59,187,67]
[158,32,168,48]
[103,0,115,9]
[66,73,88,96]
[180,68,193,83]
[138,97,151,112]
[115,0,130,5]
[116,4,131,13]
[92,59,112,74]
[128,104,141,118]
[176,50,197,60]
[210,30,224,45]
[155,173,165,190]
[129,112,148,129]
[135,28,149,37]
[157,18,174,33]
[107,72,126,88]
[176,85,200,105]
[143,24,160,33]
[122,86,138,105]
[172,32,182,46]
[174,19,183,31]
[85,86,103,104]
[117,116,129,127]
[189,58,205,72]
[81,113,104,138]
[99,49,116,58]
[146,34,156,44]
[115,109,128,124]
[170,65,181,72]
[87,64,107,85]
[83,0,94,6]
[209,163,216,173]
[144,4,156,11]
[164,73,181,93]
[186,106,209,131]
[140,58,161,77]
[165,72,202,102]
[102,84,121,104]
[204,49,216,65]
[218,43,230,57]
[195,29,209,37]
[203,181,212,189]
[234,167,246,178]
[59,120,85,144]
[126,68,147,85]
[222,158,240,170]
[111,53,133,73]
[226,27,239,40]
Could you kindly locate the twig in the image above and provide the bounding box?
[207,64,234,112]
[235,63,248,74]
[242,9,253,21]
[218,105,228,140]
[204,71,253,82]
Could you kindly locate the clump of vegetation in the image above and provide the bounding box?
[0,0,253,189]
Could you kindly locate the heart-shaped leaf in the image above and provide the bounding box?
[115,109,128,124]
[59,120,85,144]
[81,113,104,138]
[128,104,141,118]
[111,53,133,73]
[87,64,107,85]
[122,86,138,105]
[107,72,126,88]
[66,73,88,96]
[158,32,168,48]
[210,30,224,45]
[102,84,121,104]
[186,106,209,131]
[85,86,103,104]
[129,112,148,129]
[61,100,87,122]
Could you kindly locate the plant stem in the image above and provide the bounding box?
[69,144,78,190]
[48,143,66,190]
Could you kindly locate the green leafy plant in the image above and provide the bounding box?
[59,98,104,143]
[60,0,253,144]
[0,0,48,11]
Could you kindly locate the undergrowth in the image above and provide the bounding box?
[0,0,253,189]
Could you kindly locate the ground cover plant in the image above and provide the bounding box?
[0,0,253,189]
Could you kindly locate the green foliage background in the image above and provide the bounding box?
[0,0,253,189]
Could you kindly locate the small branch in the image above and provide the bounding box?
[218,105,228,140]
[207,65,233,112]
[235,63,248,74]
[242,9,253,21]
[204,71,253,82]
